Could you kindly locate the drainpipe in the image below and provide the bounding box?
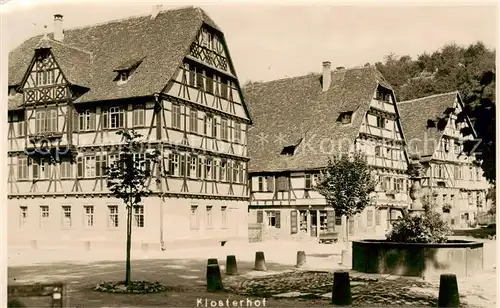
[154,93,166,251]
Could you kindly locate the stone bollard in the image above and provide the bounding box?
[332,270,352,306]
[226,255,238,275]
[254,251,267,271]
[296,251,306,268]
[206,264,223,292]
[207,258,218,266]
[438,274,460,307]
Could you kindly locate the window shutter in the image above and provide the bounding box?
[77,157,83,178]
[266,176,274,192]
[256,210,263,223]
[169,154,174,174]
[102,110,108,129]
[186,156,191,177]
[32,160,39,179]
[119,109,125,128]
[95,155,101,177]
[275,211,281,229]
[290,210,298,234]
[327,211,335,233]
[72,109,79,132]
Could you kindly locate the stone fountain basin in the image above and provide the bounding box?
[352,239,483,278]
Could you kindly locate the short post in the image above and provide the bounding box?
[254,251,267,271]
[206,264,223,292]
[438,274,460,307]
[207,258,218,266]
[332,270,352,306]
[296,251,306,268]
[226,255,238,275]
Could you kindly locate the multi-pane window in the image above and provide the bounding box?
[189,109,198,133]
[171,104,181,129]
[60,161,72,179]
[134,205,144,228]
[132,104,145,127]
[95,154,108,177]
[221,206,227,228]
[17,157,28,180]
[221,118,228,141]
[108,205,119,228]
[180,154,186,177]
[133,153,147,172]
[188,64,196,87]
[79,109,95,131]
[84,205,94,227]
[170,153,180,176]
[376,116,386,129]
[62,205,72,227]
[190,205,199,229]
[39,158,50,180]
[37,69,55,86]
[305,174,312,189]
[197,157,204,178]
[220,161,226,181]
[189,156,197,178]
[206,159,212,179]
[84,156,96,178]
[204,115,212,136]
[107,106,125,129]
[40,205,49,228]
[35,108,58,133]
[375,209,381,226]
[469,167,474,181]
[234,122,241,143]
[20,206,28,227]
[196,69,205,90]
[375,146,381,157]
[233,162,240,183]
[206,206,213,228]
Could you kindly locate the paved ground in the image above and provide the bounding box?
[7,237,497,307]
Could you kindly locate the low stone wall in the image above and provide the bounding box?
[352,239,484,278]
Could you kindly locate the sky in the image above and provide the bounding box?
[2,0,498,84]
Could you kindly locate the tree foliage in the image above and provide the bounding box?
[105,129,165,285]
[376,42,496,184]
[387,206,452,244]
[315,152,376,218]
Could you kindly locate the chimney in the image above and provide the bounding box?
[322,61,331,92]
[53,14,64,41]
[151,5,163,20]
[336,66,345,71]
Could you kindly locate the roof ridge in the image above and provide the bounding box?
[63,5,197,33]
[398,91,458,104]
[244,65,376,89]
[45,38,93,56]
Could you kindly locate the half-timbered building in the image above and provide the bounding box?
[7,6,252,250]
[398,92,490,228]
[244,63,410,241]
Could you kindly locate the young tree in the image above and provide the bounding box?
[105,129,164,286]
[314,152,376,243]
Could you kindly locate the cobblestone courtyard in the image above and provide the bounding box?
[7,238,497,307]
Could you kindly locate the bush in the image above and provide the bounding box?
[386,210,452,243]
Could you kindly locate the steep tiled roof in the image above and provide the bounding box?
[397,91,459,157]
[8,6,220,106]
[244,66,390,173]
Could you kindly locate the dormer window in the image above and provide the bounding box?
[117,71,130,85]
[280,138,303,156]
[338,111,353,124]
[114,57,144,85]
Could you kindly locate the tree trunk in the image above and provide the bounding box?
[345,216,349,248]
[125,205,132,285]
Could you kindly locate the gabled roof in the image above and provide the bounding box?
[397,91,465,157]
[8,6,220,106]
[244,66,391,173]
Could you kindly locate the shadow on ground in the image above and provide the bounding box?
[8,258,306,307]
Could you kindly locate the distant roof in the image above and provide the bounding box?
[8,6,221,107]
[244,66,392,173]
[397,91,461,157]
